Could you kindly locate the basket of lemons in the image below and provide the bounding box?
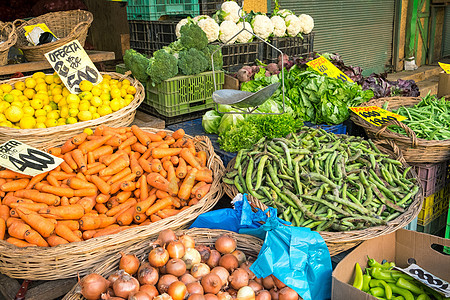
[0,71,145,149]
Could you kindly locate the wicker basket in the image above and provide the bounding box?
[0,130,225,280]
[0,72,144,149]
[349,96,450,164]
[14,10,93,62]
[0,22,17,66]
[64,228,262,300]
[223,139,423,256]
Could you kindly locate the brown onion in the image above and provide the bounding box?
[79,273,110,300]
[248,280,263,293]
[191,263,210,279]
[140,284,159,299]
[206,250,221,268]
[231,251,246,266]
[100,291,123,300]
[195,245,211,263]
[271,276,286,290]
[205,294,219,300]
[186,281,204,295]
[168,281,187,300]
[149,247,170,268]
[113,273,140,299]
[229,268,249,290]
[158,275,179,294]
[183,248,202,269]
[119,252,140,275]
[188,294,206,300]
[156,229,177,246]
[130,291,152,300]
[269,289,279,300]
[278,287,297,300]
[155,293,173,300]
[253,278,262,285]
[201,273,222,294]
[138,263,159,285]
[215,234,237,254]
[108,270,126,287]
[237,286,255,300]
[255,290,271,300]
[167,240,186,259]
[166,258,187,277]
[239,262,255,280]
[179,235,196,249]
[219,254,239,272]
[210,266,229,287]
[180,273,198,285]
[262,277,275,290]
[217,291,232,300]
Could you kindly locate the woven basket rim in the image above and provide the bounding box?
[0,21,17,52]
[14,9,93,51]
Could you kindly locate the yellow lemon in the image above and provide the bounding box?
[53,94,63,104]
[43,105,52,113]
[101,83,111,91]
[0,83,13,93]
[35,78,46,85]
[109,84,118,92]
[66,117,77,124]
[119,98,127,109]
[78,110,92,121]
[45,118,57,127]
[92,113,101,119]
[30,99,43,110]
[97,105,112,116]
[68,108,79,117]
[11,101,23,108]
[19,116,36,129]
[23,88,36,99]
[79,91,93,101]
[58,98,67,107]
[10,89,22,97]
[83,128,94,135]
[49,101,58,110]
[103,74,112,81]
[35,83,48,92]
[120,88,127,98]
[121,79,131,87]
[25,78,37,89]
[0,101,9,113]
[33,93,48,104]
[32,72,46,79]
[3,94,14,103]
[53,73,62,84]
[60,106,69,118]
[116,82,122,89]
[36,115,46,123]
[126,85,137,95]
[51,87,62,96]
[23,106,35,116]
[79,101,90,111]
[45,75,54,84]
[35,109,47,117]
[100,93,110,102]
[5,106,24,122]
[90,96,102,107]
[110,88,121,99]
[66,94,80,104]
[62,88,70,97]
[36,122,46,128]
[91,86,102,96]
[68,103,79,110]
[124,94,134,105]
[102,100,110,106]
[47,110,59,120]
[14,81,26,91]
[79,80,94,92]
[18,95,28,102]
[57,119,66,126]
[0,121,11,127]
[88,106,97,114]
[110,98,121,112]
[110,79,119,86]
[0,114,5,122]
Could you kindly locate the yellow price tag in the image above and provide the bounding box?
[0,140,63,176]
[349,106,407,127]
[306,56,354,83]
[438,62,450,74]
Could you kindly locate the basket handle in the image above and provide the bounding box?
[0,22,15,39]
[373,139,407,165]
[375,118,419,148]
[69,21,90,37]
[12,19,26,28]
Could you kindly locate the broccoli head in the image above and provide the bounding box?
[123,49,150,83]
[179,23,208,50]
[202,44,224,71]
[178,48,209,76]
[146,49,178,84]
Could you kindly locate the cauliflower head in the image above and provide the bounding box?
[221,1,241,23]
[198,17,220,43]
[219,20,240,44]
[175,19,189,38]
[271,15,286,37]
[251,14,274,40]
[298,14,314,34]
[285,14,301,37]
[236,22,253,43]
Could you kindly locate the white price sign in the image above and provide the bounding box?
[44,40,102,94]
[0,140,63,176]
[395,264,450,297]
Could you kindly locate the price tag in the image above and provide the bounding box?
[306,56,354,83]
[349,106,407,126]
[394,264,450,297]
[0,140,63,176]
[438,62,450,74]
[44,40,103,94]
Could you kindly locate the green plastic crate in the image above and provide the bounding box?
[127,0,199,21]
[146,70,224,117]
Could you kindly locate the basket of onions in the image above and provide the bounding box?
[64,228,304,300]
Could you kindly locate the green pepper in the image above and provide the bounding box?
[369,287,386,297]
[362,274,371,292]
[416,294,431,300]
[396,277,423,295]
[353,262,363,290]
[369,279,392,299]
[368,257,385,268]
[387,283,414,300]
[392,297,405,300]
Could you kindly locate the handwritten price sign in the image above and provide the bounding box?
[395,264,450,297]
[438,62,450,74]
[349,106,407,126]
[306,56,353,83]
[0,140,63,176]
[44,40,102,94]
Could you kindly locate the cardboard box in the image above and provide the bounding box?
[438,71,450,98]
[332,229,450,300]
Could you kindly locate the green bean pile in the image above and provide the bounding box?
[390,95,450,140]
[222,127,420,232]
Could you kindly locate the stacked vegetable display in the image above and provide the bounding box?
[0,125,214,247]
[222,127,420,231]
[77,229,301,300]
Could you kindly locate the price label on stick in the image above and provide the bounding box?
[44,40,103,94]
[438,62,450,74]
[349,106,407,126]
[306,56,354,83]
[0,140,63,176]
[394,264,450,297]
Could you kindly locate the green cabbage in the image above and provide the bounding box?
[217,114,244,134]
[202,110,222,134]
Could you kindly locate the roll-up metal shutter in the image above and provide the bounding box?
[272,0,396,75]
[443,6,450,57]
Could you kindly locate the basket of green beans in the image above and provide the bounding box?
[222,127,423,256]
[350,94,450,164]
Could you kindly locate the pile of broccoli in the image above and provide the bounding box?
[123,22,223,85]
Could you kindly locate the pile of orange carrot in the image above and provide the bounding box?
[0,125,214,247]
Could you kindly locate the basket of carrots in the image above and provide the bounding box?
[0,125,225,280]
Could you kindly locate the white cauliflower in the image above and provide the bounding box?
[198,17,220,43]
[285,14,301,37]
[175,18,189,38]
[220,1,241,23]
[251,14,274,40]
[219,20,240,44]
[271,15,286,37]
[277,9,293,18]
[298,14,314,34]
[236,22,253,43]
